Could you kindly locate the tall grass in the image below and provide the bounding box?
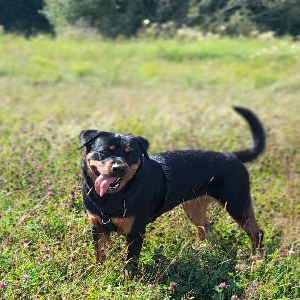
[0,33,299,299]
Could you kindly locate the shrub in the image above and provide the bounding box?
[0,0,53,37]
[15,0,300,38]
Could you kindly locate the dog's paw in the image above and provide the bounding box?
[124,259,139,279]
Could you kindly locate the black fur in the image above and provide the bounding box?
[79,106,265,270]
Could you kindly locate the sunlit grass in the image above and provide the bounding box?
[0,34,299,299]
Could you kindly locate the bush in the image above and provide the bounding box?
[43,0,300,38]
[187,0,300,37]
[255,0,300,36]
[0,0,53,37]
[44,0,188,38]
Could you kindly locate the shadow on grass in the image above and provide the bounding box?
[139,228,283,300]
[140,244,242,300]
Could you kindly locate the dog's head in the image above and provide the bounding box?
[78,130,149,197]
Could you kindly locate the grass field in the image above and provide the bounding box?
[0,33,300,299]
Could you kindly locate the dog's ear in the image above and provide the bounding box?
[137,136,150,159]
[78,130,101,150]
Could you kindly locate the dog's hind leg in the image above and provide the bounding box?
[182,196,214,240]
[240,203,263,250]
[225,197,263,250]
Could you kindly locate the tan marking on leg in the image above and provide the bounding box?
[183,195,263,250]
[96,233,110,264]
[182,196,215,240]
[86,209,110,264]
[111,217,135,235]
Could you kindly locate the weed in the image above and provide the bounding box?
[0,34,299,299]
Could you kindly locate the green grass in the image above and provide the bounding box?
[0,33,300,299]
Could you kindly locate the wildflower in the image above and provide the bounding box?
[0,281,7,288]
[288,249,295,255]
[288,245,295,256]
[24,274,30,281]
[280,251,287,257]
[148,283,153,288]
[231,295,240,300]
[47,191,54,196]
[41,246,50,252]
[168,281,177,291]
[237,248,247,255]
[219,282,226,288]
[235,261,247,271]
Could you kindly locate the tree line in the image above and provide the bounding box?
[1,0,300,38]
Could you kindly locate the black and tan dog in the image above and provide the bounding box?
[78,107,265,273]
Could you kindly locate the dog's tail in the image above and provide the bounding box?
[232,106,266,163]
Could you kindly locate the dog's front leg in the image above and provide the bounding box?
[91,225,110,264]
[124,228,145,278]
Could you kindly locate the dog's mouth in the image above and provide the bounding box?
[107,177,122,191]
[94,175,123,197]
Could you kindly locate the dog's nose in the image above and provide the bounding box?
[112,164,126,177]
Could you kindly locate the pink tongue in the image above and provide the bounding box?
[94,175,117,197]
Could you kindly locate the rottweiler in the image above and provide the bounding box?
[78,106,265,274]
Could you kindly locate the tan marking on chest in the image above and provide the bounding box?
[86,210,135,235]
[86,209,102,226]
[111,217,135,235]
